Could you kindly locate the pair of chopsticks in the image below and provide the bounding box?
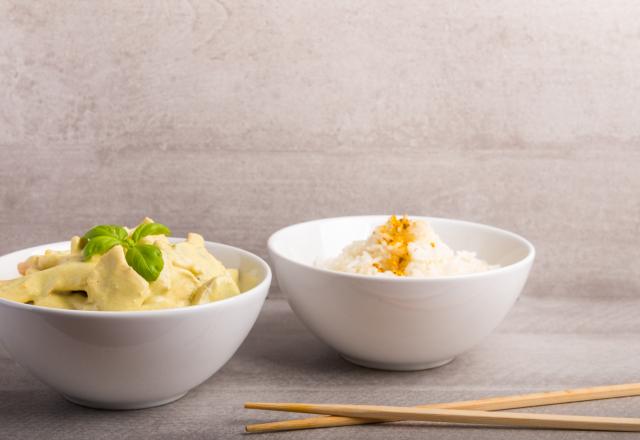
[245,383,640,433]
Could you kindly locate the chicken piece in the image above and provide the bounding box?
[226,268,239,286]
[17,256,37,275]
[149,262,199,307]
[17,246,83,275]
[86,246,151,311]
[190,273,240,305]
[171,233,228,280]
[0,262,95,304]
[69,236,85,255]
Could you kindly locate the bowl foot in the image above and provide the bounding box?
[62,391,189,410]
[341,354,454,371]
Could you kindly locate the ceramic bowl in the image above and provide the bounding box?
[268,215,534,371]
[0,240,271,409]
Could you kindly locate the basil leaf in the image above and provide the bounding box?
[83,225,128,241]
[131,223,171,243]
[125,244,164,282]
[83,236,122,260]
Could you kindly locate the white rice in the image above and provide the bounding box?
[320,217,497,277]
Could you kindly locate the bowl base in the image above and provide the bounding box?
[62,391,189,410]
[341,355,454,371]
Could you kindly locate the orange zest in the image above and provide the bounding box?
[373,215,414,276]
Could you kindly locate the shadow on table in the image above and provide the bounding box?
[0,388,200,438]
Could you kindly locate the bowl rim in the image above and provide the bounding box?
[268,215,535,283]
[0,239,272,318]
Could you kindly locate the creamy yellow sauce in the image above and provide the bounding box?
[0,223,241,311]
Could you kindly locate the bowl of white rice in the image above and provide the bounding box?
[268,215,535,371]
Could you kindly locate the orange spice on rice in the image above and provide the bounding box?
[373,215,415,276]
[322,215,496,277]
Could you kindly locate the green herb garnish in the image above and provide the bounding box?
[82,222,171,282]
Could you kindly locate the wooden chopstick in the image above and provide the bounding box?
[246,402,640,432]
[245,383,640,433]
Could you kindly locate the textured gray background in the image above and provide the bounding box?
[1,1,640,438]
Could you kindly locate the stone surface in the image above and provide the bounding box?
[1,1,640,298]
[1,1,640,438]
[2,296,640,439]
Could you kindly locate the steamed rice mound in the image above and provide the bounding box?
[321,216,497,277]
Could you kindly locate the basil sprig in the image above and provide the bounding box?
[82,223,171,282]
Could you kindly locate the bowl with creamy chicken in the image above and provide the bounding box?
[0,220,271,409]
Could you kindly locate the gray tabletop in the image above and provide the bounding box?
[2,291,639,439]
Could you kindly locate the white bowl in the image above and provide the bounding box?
[0,240,271,409]
[268,216,534,371]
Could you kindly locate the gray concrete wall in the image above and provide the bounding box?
[1,1,639,297]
